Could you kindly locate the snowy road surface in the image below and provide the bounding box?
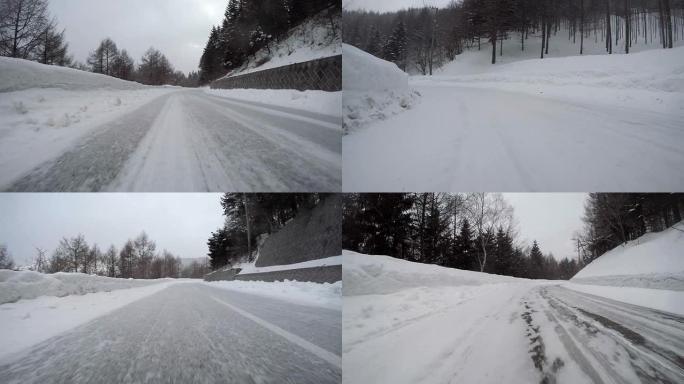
[3,90,341,192]
[0,283,341,384]
[343,83,684,192]
[343,283,684,384]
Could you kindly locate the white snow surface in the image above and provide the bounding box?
[343,46,684,191]
[571,222,684,290]
[0,57,145,92]
[202,280,341,310]
[342,44,419,133]
[0,270,174,304]
[237,255,342,275]
[0,280,180,361]
[563,283,684,316]
[203,88,341,116]
[343,250,524,296]
[222,8,340,77]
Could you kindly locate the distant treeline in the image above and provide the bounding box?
[207,193,325,270]
[199,0,340,84]
[343,0,684,72]
[0,232,209,279]
[343,193,582,280]
[0,0,198,86]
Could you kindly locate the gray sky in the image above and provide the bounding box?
[49,0,227,74]
[503,193,587,261]
[344,0,453,13]
[0,193,225,267]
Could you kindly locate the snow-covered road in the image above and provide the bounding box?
[343,83,684,192]
[343,282,684,384]
[0,283,342,384]
[4,89,341,192]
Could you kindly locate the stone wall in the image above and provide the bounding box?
[210,55,341,92]
[255,194,342,267]
[235,265,341,284]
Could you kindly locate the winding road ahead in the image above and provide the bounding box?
[0,284,342,384]
[5,90,341,192]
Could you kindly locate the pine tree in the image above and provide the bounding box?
[529,240,545,279]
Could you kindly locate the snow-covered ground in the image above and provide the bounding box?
[237,254,342,275]
[343,250,684,383]
[222,7,340,77]
[342,43,684,191]
[0,269,171,304]
[342,43,419,133]
[0,58,341,192]
[203,88,341,117]
[203,279,341,310]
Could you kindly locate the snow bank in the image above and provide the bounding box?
[238,255,342,275]
[563,283,684,316]
[203,88,341,117]
[342,44,419,133]
[0,270,171,304]
[343,250,524,296]
[0,282,177,362]
[0,57,145,92]
[203,280,341,310]
[223,7,340,77]
[571,222,684,290]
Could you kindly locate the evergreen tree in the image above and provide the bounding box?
[528,240,545,279]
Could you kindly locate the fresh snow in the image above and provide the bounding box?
[0,280,180,362]
[203,280,341,310]
[221,7,340,78]
[238,255,342,275]
[0,270,171,304]
[342,43,419,133]
[343,45,684,191]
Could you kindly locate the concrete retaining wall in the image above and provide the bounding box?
[210,55,341,92]
[235,265,341,283]
[256,194,342,267]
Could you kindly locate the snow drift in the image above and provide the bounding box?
[343,250,524,296]
[571,222,684,290]
[342,44,419,134]
[0,57,145,92]
[0,270,167,304]
[203,279,341,310]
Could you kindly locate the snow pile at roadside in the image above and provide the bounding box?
[203,88,341,117]
[0,57,144,92]
[342,44,419,134]
[0,270,170,304]
[203,280,341,310]
[562,283,684,315]
[0,282,175,362]
[571,222,684,290]
[238,255,342,275]
[343,250,524,296]
[223,7,340,77]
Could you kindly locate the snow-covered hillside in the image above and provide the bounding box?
[222,7,340,78]
[342,44,419,133]
[570,222,684,290]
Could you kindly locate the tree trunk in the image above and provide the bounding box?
[625,0,630,53]
[541,15,546,59]
[491,29,497,64]
[606,0,613,54]
[580,0,584,54]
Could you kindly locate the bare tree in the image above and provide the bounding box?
[0,0,50,58]
[464,193,514,272]
[33,246,47,272]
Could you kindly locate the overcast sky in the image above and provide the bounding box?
[503,193,587,262]
[344,0,453,13]
[49,0,227,74]
[0,194,225,267]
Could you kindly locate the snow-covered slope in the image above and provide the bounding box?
[343,250,525,296]
[223,7,340,78]
[570,222,684,290]
[342,44,419,133]
[0,270,171,304]
[0,57,144,92]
